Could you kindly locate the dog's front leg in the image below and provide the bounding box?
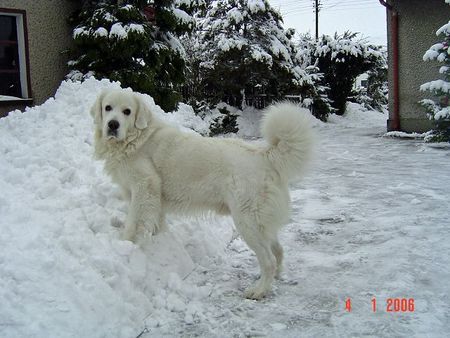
[123,177,163,242]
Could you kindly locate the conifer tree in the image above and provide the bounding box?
[420,1,450,142]
[313,32,383,115]
[189,0,319,109]
[68,0,194,111]
[350,48,388,112]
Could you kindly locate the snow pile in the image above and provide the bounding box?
[327,101,386,128]
[236,105,262,138]
[383,131,429,140]
[0,78,232,337]
[170,102,210,135]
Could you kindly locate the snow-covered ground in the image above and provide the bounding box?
[1,79,449,337]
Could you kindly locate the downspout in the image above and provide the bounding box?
[379,0,400,131]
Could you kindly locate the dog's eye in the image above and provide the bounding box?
[123,109,131,116]
[105,105,112,111]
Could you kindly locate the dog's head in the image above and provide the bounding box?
[90,89,151,141]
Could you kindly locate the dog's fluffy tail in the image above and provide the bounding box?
[261,102,314,180]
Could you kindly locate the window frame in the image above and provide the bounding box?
[0,8,32,101]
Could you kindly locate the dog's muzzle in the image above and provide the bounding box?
[107,120,120,138]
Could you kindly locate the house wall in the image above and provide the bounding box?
[0,0,79,116]
[386,0,449,132]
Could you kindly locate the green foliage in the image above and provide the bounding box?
[182,0,330,120]
[421,99,450,142]
[310,95,332,121]
[68,0,193,111]
[209,107,239,136]
[294,34,332,121]
[350,52,388,112]
[313,32,385,115]
[365,62,388,111]
[420,9,450,142]
[198,0,292,105]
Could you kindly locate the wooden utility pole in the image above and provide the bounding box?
[314,0,320,40]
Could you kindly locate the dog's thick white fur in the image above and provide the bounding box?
[91,89,314,299]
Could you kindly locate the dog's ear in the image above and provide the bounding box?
[134,93,151,130]
[90,91,105,126]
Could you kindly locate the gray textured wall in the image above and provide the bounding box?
[0,0,79,110]
[386,0,449,132]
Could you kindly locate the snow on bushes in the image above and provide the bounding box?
[68,0,194,112]
[181,0,328,121]
[311,32,385,115]
[420,1,450,142]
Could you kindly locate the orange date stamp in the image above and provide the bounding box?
[345,298,415,312]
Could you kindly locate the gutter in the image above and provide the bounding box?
[379,0,400,131]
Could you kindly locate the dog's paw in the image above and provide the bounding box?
[244,284,269,300]
[274,269,283,280]
[144,221,167,236]
[155,221,168,234]
[122,227,137,242]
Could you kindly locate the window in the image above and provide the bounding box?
[0,9,30,100]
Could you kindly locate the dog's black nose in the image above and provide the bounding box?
[108,120,120,131]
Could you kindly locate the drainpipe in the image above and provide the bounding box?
[379,0,400,131]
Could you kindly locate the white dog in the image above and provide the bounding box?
[91,89,314,299]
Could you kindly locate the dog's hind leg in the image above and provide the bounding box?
[231,210,277,299]
[271,237,284,279]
